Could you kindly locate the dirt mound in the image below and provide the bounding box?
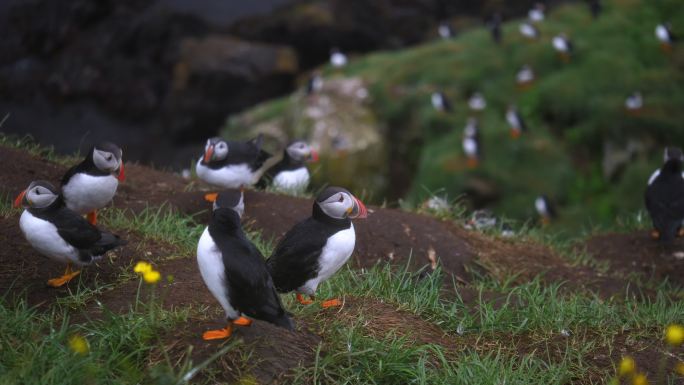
[583,231,684,287]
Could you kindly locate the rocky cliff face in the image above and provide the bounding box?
[0,0,550,167]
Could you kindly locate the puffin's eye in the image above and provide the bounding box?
[338,195,344,203]
[106,154,113,161]
[35,189,41,195]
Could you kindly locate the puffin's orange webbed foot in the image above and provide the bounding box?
[47,267,80,288]
[232,316,252,327]
[296,293,314,305]
[202,325,233,341]
[204,193,218,203]
[86,210,98,225]
[321,298,342,308]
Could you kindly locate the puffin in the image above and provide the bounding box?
[488,13,503,44]
[438,22,453,39]
[552,33,573,62]
[306,72,324,95]
[431,92,452,112]
[625,91,643,114]
[644,147,684,241]
[463,117,481,168]
[14,180,126,287]
[528,3,545,22]
[519,22,540,40]
[330,48,348,68]
[516,64,535,88]
[260,140,319,192]
[61,142,124,225]
[196,135,271,199]
[196,190,294,340]
[535,195,557,225]
[266,187,368,308]
[466,209,497,231]
[468,92,487,111]
[506,105,527,139]
[656,23,676,53]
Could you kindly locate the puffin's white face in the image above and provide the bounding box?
[93,147,122,173]
[286,141,316,162]
[318,190,367,219]
[203,138,228,163]
[14,181,59,209]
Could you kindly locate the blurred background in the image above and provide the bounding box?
[1,0,683,235]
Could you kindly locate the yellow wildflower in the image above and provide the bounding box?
[632,373,648,385]
[676,362,684,376]
[618,356,636,377]
[143,270,161,284]
[68,334,89,355]
[134,261,152,274]
[665,324,684,347]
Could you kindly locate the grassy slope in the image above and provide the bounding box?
[225,0,684,236]
[1,186,682,384]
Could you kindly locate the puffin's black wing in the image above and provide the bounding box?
[50,207,126,255]
[266,219,328,293]
[213,230,293,330]
[51,207,102,248]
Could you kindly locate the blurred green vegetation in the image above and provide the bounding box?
[224,0,684,235]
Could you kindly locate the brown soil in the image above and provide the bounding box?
[583,231,684,287]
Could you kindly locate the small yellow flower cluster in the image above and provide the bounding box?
[134,261,161,284]
[68,334,89,355]
[665,324,684,347]
[617,356,649,385]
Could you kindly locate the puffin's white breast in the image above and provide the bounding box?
[506,111,520,128]
[273,167,310,191]
[19,210,79,265]
[463,138,478,156]
[197,227,239,319]
[300,223,356,294]
[553,38,568,52]
[63,173,118,214]
[535,198,548,215]
[196,160,255,189]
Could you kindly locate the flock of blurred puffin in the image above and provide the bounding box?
[324,0,678,225]
[10,1,683,339]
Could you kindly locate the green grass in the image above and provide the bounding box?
[100,205,205,255]
[223,0,684,237]
[0,133,80,166]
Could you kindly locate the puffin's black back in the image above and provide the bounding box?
[266,202,351,293]
[28,196,125,262]
[645,159,684,241]
[209,208,293,330]
[204,136,271,171]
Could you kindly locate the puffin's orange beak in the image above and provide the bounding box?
[203,146,214,164]
[309,150,319,163]
[117,162,125,181]
[13,190,26,208]
[350,196,368,219]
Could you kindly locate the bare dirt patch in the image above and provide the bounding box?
[583,231,684,287]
